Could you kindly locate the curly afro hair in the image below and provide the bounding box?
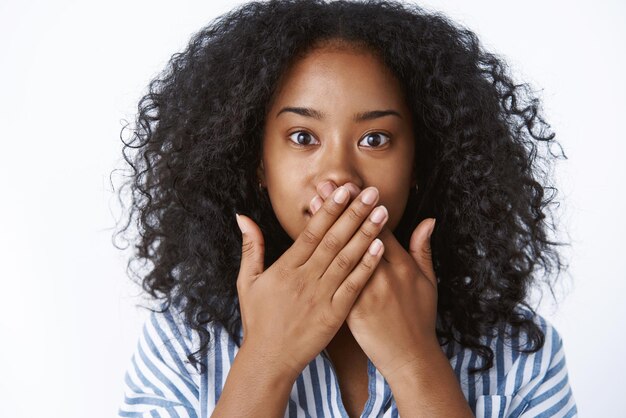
[114,0,567,374]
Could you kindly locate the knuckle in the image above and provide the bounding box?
[322,204,341,217]
[359,256,375,273]
[342,278,360,295]
[241,239,255,256]
[322,232,341,252]
[358,225,375,240]
[393,263,409,278]
[301,228,320,245]
[346,205,364,222]
[335,252,352,272]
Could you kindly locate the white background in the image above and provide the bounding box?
[0,1,624,417]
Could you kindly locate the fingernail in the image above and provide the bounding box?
[428,218,436,238]
[319,182,335,199]
[361,188,378,205]
[370,206,388,224]
[310,196,322,214]
[333,186,349,204]
[368,238,383,256]
[345,183,361,198]
[235,213,247,234]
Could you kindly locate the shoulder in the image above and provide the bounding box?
[475,306,577,417]
[140,300,241,362]
[136,302,204,379]
[498,305,564,358]
[500,306,567,380]
[118,302,204,416]
[119,301,242,416]
[445,306,577,416]
[445,305,564,376]
[480,306,569,386]
[140,301,244,373]
[502,307,577,416]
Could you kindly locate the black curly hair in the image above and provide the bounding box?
[114,0,567,374]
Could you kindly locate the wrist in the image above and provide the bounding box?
[237,341,302,385]
[215,342,299,417]
[384,339,445,386]
[384,341,473,417]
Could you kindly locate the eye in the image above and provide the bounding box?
[359,132,390,148]
[288,131,319,146]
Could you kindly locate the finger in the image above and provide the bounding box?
[331,237,385,316]
[314,182,427,273]
[315,181,360,201]
[409,218,437,287]
[235,213,266,281]
[287,186,352,267]
[343,182,362,199]
[368,223,407,264]
[312,182,403,264]
[317,181,337,200]
[306,187,382,274]
[309,182,361,214]
[318,203,388,296]
[311,181,360,214]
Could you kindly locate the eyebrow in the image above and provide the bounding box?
[276,106,402,122]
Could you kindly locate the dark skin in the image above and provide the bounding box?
[259,43,415,415]
[259,40,416,239]
[235,39,474,417]
[311,181,473,417]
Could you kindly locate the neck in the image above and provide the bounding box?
[326,321,364,359]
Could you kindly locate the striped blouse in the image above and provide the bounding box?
[118,305,577,417]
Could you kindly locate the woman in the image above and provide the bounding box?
[116,1,577,416]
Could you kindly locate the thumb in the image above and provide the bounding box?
[409,218,437,287]
[235,213,266,280]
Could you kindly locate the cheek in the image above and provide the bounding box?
[264,168,308,240]
[379,185,411,231]
[371,158,413,231]
[369,143,414,231]
[270,198,304,241]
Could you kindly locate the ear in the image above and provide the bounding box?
[257,159,266,187]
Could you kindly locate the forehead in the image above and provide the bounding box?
[269,44,408,111]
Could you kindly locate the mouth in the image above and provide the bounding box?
[305,209,312,218]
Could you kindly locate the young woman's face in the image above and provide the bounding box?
[260,44,416,240]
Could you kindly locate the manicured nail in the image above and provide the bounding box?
[369,206,388,224]
[428,218,436,238]
[310,196,322,214]
[342,182,360,198]
[361,188,378,205]
[319,182,336,199]
[235,213,247,234]
[368,238,383,256]
[333,186,349,204]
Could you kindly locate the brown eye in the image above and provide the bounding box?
[288,131,319,146]
[359,132,390,148]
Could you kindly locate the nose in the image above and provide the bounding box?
[314,139,364,190]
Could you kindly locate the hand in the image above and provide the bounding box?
[310,181,439,381]
[234,186,389,380]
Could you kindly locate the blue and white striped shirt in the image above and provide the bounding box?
[118,305,577,417]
